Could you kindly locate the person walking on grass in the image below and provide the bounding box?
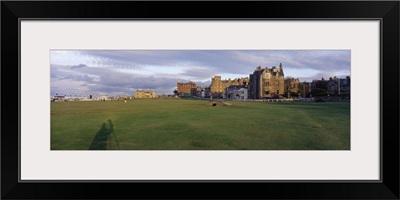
[124,98,127,103]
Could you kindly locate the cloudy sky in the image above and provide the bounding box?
[50,50,350,96]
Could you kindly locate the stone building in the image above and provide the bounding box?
[210,76,249,98]
[118,95,132,100]
[310,77,328,97]
[299,81,312,97]
[52,95,66,102]
[201,86,211,98]
[311,77,328,90]
[248,64,285,99]
[284,77,300,95]
[134,90,157,98]
[177,81,197,97]
[99,95,109,100]
[226,85,248,100]
[210,76,224,97]
[327,76,351,96]
[190,86,202,97]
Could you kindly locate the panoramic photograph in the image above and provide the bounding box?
[50,50,351,150]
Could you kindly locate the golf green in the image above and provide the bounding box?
[51,98,350,150]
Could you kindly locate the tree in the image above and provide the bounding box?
[313,80,328,90]
[311,88,328,97]
[284,84,291,98]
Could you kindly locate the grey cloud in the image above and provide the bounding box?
[51,50,350,95]
[71,64,88,69]
[196,80,211,88]
[179,68,218,81]
[51,63,181,95]
[76,50,350,77]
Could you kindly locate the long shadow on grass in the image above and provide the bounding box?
[89,119,120,150]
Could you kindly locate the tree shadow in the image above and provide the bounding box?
[89,119,120,150]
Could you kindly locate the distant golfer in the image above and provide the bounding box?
[124,98,127,103]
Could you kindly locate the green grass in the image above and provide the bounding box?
[51,98,350,150]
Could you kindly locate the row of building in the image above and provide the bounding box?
[133,90,158,98]
[177,63,286,99]
[52,90,160,102]
[53,64,350,102]
[176,63,350,100]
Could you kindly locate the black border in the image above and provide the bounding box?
[17,18,381,184]
[2,1,399,199]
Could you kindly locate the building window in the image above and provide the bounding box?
[276,90,279,94]
[265,82,269,87]
[266,91,269,95]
